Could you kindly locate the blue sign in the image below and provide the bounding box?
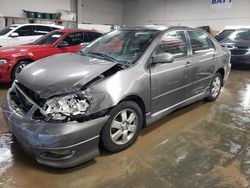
[211,0,232,9]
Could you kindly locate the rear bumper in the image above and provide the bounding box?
[2,92,109,168]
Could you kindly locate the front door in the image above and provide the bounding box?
[150,30,193,114]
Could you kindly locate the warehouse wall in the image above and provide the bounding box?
[123,0,250,31]
[0,0,72,17]
[78,0,123,25]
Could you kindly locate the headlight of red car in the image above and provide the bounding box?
[0,59,8,65]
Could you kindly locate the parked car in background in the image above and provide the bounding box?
[215,26,250,42]
[215,29,235,42]
[0,29,103,82]
[0,24,64,47]
[2,26,231,168]
[220,29,250,64]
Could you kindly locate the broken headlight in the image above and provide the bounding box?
[42,92,90,121]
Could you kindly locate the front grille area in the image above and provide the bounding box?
[10,87,33,112]
[16,83,45,106]
[10,83,45,113]
[230,49,249,55]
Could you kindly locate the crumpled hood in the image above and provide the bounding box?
[17,53,117,98]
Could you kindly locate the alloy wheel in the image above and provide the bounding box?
[110,109,138,145]
[211,76,221,98]
[15,63,27,78]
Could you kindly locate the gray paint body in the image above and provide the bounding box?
[2,26,231,168]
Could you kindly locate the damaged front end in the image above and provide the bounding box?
[42,90,91,121]
[9,64,124,123]
[4,77,114,168]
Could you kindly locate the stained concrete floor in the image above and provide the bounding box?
[0,67,250,188]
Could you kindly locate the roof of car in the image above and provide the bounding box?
[120,25,196,31]
[10,23,64,28]
[53,28,103,33]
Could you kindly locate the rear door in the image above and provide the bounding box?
[187,30,217,96]
[150,30,193,114]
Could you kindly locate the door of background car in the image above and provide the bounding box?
[8,25,44,45]
[187,30,217,96]
[56,32,85,53]
[149,30,193,114]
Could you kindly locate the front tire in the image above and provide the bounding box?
[11,60,31,80]
[205,72,222,102]
[101,101,143,152]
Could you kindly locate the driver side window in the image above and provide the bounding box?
[156,30,188,59]
[62,32,84,46]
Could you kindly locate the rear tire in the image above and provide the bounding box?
[205,72,222,102]
[11,60,31,80]
[101,101,143,152]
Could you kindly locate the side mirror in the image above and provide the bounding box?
[152,53,174,64]
[57,41,69,48]
[10,32,19,38]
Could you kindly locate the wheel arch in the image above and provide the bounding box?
[216,68,225,85]
[11,58,34,79]
[119,95,147,126]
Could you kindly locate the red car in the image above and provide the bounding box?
[0,29,102,82]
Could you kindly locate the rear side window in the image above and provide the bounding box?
[188,31,215,54]
[156,30,188,59]
[62,32,84,46]
[85,32,102,42]
[32,26,55,35]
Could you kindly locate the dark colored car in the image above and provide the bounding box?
[0,29,103,82]
[220,29,250,64]
[2,26,231,168]
[215,29,235,42]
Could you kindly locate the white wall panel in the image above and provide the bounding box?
[78,0,123,25]
[123,0,250,31]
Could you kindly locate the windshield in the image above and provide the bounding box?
[0,26,17,36]
[78,29,160,64]
[32,31,64,45]
[219,29,235,38]
[228,30,250,41]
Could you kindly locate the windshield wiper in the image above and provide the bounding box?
[89,52,118,63]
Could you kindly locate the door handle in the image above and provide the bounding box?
[185,62,192,68]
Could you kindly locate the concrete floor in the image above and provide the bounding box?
[0,67,250,188]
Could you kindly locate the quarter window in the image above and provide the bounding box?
[156,30,188,59]
[188,31,215,54]
[62,32,84,46]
